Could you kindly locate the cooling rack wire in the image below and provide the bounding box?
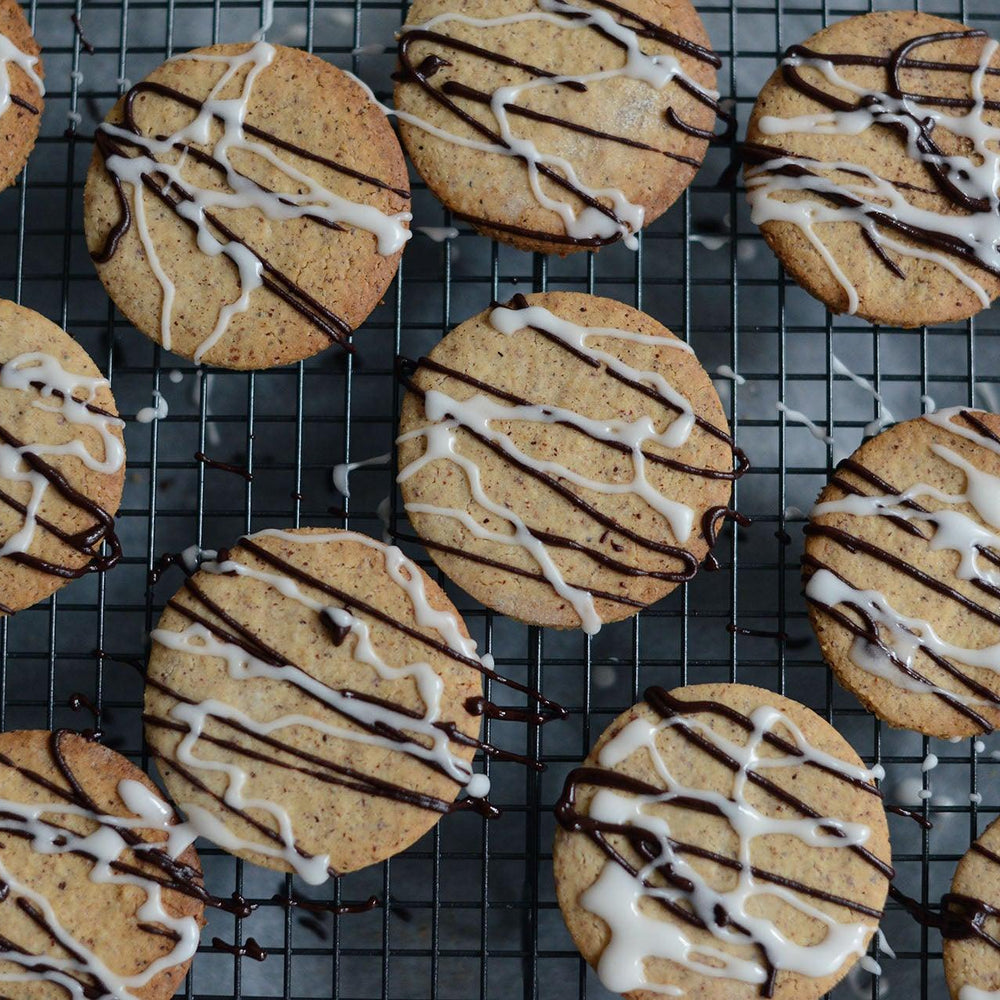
[5,0,1000,996]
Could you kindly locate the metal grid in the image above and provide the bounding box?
[5,0,1000,996]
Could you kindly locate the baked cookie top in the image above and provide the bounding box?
[393,0,724,254]
[745,11,1000,327]
[0,0,44,193]
[145,527,494,879]
[804,408,1000,737]
[397,290,745,632]
[0,299,125,614]
[84,42,410,369]
[553,683,891,1000]
[0,730,205,1000]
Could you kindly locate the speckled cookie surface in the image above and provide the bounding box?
[0,299,125,614]
[552,683,891,1000]
[804,409,1000,738]
[0,730,204,1000]
[84,42,410,370]
[944,816,1000,999]
[396,291,741,631]
[393,0,719,254]
[144,527,485,876]
[745,12,1000,327]
[0,0,44,193]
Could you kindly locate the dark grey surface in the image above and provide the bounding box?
[3,0,1000,996]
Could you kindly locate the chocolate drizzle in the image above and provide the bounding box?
[803,409,1000,733]
[555,687,891,998]
[194,450,253,481]
[745,28,1000,284]
[393,0,732,247]
[397,293,749,614]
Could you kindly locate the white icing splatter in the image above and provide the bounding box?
[136,390,169,423]
[332,451,391,497]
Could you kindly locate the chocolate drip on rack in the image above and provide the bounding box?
[397,293,748,611]
[803,409,1000,732]
[555,686,891,999]
[393,0,732,247]
[745,29,1000,282]
[194,451,253,481]
[212,936,267,961]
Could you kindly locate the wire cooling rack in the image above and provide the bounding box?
[5,0,1000,997]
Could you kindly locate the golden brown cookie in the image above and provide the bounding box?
[803,408,1000,738]
[144,527,490,880]
[0,730,205,1000]
[553,682,891,1000]
[944,816,1000,999]
[396,291,745,633]
[393,0,724,254]
[0,0,44,194]
[745,12,1000,327]
[0,299,125,614]
[84,42,410,370]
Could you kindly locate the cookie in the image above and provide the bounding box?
[396,291,746,633]
[0,299,125,615]
[0,0,44,194]
[552,682,892,1000]
[84,42,411,370]
[943,816,1000,999]
[0,729,205,999]
[803,408,1000,738]
[392,0,725,255]
[144,527,494,881]
[744,12,1000,327]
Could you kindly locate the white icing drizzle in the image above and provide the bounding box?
[332,451,391,497]
[365,0,719,249]
[961,988,1000,1000]
[0,28,43,118]
[0,773,200,998]
[97,42,411,362]
[776,400,846,461]
[922,752,939,772]
[577,702,881,995]
[715,364,745,385]
[922,394,937,414]
[136,389,169,423]
[746,35,1000,314]
[0,352,124,560]
[397,301,701,635]
[805,407,1000,709]
[416,225,459,242]
[831,354,894,435]
[150,528,490,884]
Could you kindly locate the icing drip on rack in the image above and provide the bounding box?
[92,42,411,362]
[0,28,43,117]
[555,687,890,998]
[146,528,564,884]
[387,0,730,249]
[0,731,214,998]
[745,29,1000,313]
[396,294,748,634]
[0,351,124,602]
[803,407,1000,731]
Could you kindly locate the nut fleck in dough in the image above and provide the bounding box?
[0,299,125,614]
[84,43,410,370]
[804,409,1000,738]
[0,730,205,1000]
[394,0,720,254]
[745,12,1000,327]
[145,527,485,877]
[553,683,891,1000]
[397,291,742,631]
[0,0,44,193]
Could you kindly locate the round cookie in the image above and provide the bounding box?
[0,0,44,194]
[553,682,891,1000]
[393,0,723,255]
[396,291,745,633]
[84,42,410,370]
[0,730,205,999]
[804,408,1000,738]
[944,816,1000,999]
[744,12,1000,327]
[0,299,125,614]
[144,527,489,880]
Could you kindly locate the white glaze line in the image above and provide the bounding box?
[0,29,43,118]
[332,451,391,497]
